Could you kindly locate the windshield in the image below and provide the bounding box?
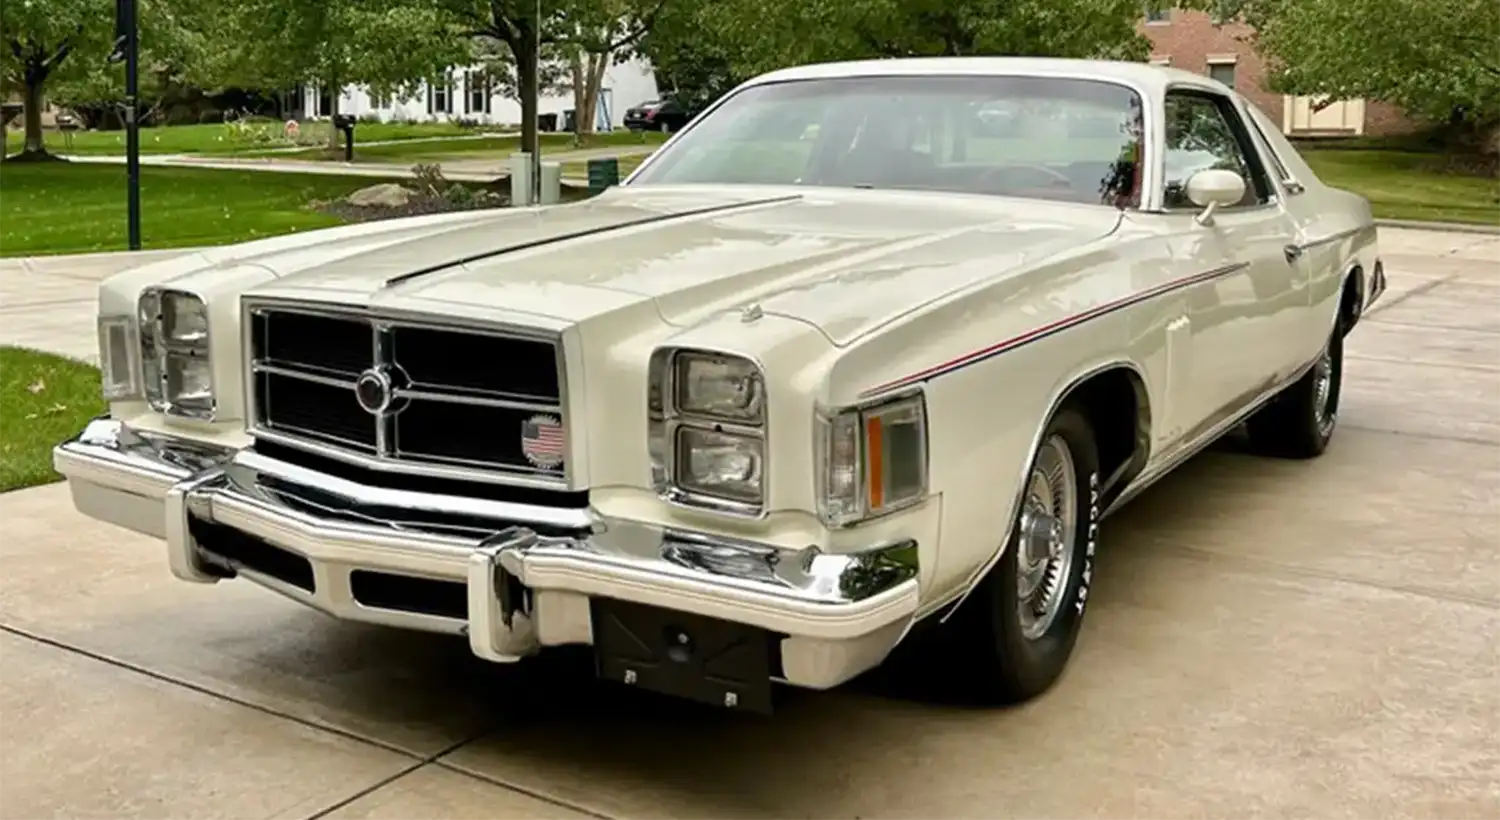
[629,75,1145,208]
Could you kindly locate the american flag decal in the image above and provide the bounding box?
[520,414,565,469]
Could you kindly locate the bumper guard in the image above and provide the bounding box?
[53,418,920,691]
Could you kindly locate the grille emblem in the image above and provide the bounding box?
[520,414,565,469]
[355,367,394,415]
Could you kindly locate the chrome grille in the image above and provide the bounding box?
[246,303,568,484]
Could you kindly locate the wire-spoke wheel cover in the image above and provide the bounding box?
[1016,433,1078,641]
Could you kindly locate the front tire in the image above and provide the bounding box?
[1245,326,1343,459]
[953,405,1100,704]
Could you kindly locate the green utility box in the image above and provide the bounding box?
[587,157,621,192]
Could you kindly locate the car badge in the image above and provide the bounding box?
[520,414,565,469]
[354,368,394,415]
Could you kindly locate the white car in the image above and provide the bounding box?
[55,57,1383,714]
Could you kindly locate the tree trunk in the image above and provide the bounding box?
[513,32,540,162]
[569,51,586,133]
[1480,126,1500,157]
[578,51,607,136]
[23,79,47,155]
[327,74,341,149]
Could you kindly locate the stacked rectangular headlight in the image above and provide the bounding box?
[648,348,766,515]
[137,287,216,420]
[818,393,928,527]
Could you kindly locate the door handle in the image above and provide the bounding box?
[1283,243,1303,264]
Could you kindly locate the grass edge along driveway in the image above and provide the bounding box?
[4,120,495,157]
[1298,148,1498,226]
[0,347,104,493]
[0,162,391,257]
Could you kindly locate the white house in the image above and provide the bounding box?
[298,56,660,130]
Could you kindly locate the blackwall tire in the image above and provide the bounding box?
[952,404,1101,704]
[1246,326,1344,460]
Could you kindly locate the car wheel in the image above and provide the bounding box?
[953,405,1100,704]
[1245,326,1343,459]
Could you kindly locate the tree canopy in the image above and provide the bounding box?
[1,0,113,155]
[708,0,1160,73]
[1207,0,1498,130]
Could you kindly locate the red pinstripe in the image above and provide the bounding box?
[859,262,1247,398]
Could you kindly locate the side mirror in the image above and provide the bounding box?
[1185,168,1246,226]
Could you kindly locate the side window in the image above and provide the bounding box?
[1239,102,1301,193]
[1161,92,1272,209]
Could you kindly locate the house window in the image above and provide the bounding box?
[1145,5,1171,23]
[370,89,390,109]
[428,76,453,115]
[1208,61,1237,89]
[468,71,492,115]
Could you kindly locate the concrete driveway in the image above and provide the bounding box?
[1,228,1497,818]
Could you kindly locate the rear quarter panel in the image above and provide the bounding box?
[1244,102,1380,336]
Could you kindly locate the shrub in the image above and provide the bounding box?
[411,163,449,196]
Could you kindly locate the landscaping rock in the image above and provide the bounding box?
[345,183,416,208]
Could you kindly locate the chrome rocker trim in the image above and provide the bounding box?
[53,417,920,691]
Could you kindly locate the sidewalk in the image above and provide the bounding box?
[0,248,199,362]
[58,144,658,186]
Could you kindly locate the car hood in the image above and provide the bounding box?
[235,185,1122,346]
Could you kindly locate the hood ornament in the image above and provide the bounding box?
[741,303,764,323]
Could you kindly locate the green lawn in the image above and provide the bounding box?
[1300,149,1499,226]
[284,129,668,163]
[0,347,105,493]
[4,120,500,157]
[0,162,384,256]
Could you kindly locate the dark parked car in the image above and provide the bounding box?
[624,98,692,133]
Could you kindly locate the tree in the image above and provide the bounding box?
[423,0,561,165]
[477,37,570,110]
[637,0,1164,114]
[47,2,219,131]
[193,0,465,144]
[0,0,112,159]
[688,0,1161,80]
[1204,0,1499,143]
[635,0,737,113]
[556,0,664,134]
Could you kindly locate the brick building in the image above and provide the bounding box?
[1139,7,1419,137]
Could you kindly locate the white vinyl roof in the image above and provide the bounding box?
[744,56,1227,97]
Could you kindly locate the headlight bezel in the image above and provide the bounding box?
[816,390,930,528]
[139,286,217,421]
[648,346,769,518]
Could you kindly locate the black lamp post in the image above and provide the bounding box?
[109,0,141,250]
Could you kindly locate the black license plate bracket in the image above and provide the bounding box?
[591,597,776,714]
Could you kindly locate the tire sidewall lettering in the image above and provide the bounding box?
[1075,469,1099,616]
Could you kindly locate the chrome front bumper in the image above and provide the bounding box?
[53,418,919,690]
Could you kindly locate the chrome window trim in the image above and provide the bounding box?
[1156,85,1281,214]
[625,72,1163,213]
[240,296,575,491]
[1237,97,1306,197]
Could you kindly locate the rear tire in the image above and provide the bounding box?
[951,405,1100,704]
[1245,326,1343,459]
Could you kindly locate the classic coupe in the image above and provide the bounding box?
[55,57,1383,713]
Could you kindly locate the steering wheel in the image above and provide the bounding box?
[973,163,1075,193]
